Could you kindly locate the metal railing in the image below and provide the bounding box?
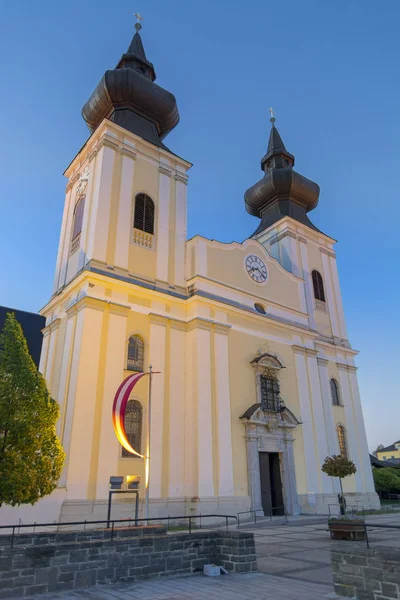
[237,506,286,527]
[0,514,237,549]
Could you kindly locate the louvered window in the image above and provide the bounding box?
[134,194,155,235]
[127,335,144,372]
[312,270,325,302]
[330,378,340,406]
[337,425,348,459]
[122,400,143,458]
[260,376,281,412]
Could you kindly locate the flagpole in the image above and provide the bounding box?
[144,364,153,524]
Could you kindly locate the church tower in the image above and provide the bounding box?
[39,20,191,521]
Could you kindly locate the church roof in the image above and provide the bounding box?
[82,23,179,149]
[244,118,320,236]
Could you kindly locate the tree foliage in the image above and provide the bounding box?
[373,468,400,494]
[0,313,65,506]
[322,455,357,480]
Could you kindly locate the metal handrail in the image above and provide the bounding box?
[0,514,237,549]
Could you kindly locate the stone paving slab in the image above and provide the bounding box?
[21,572,331,600]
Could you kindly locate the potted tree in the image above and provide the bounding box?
[322,455,365,540]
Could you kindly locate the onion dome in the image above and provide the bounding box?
[82,21,179,149]
[245,116,320,235]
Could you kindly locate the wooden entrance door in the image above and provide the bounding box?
[259,452,284,516]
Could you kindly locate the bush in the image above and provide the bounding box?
[373,467,400,495]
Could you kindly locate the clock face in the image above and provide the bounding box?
[245,255,268,284]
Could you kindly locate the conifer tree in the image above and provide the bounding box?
[0,313,65,506]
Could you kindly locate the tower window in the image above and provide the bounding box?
[312,270,325,302]
[70,195,85,254]
[122,400,143,458]
[134,193,155,235]
[330,378,341,406]
[127,335,144,372]
[337,425,348,459]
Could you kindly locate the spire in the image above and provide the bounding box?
[261,111,295,171]
[82,12,179,149]
[244,111,320,234]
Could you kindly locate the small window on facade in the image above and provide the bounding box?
[312,270,325,302]
[254,303,266,315]
[122,400,143,458]
[330,378,340,406]
[260,376,280,412]
[134,193,155,235]
[337,425,348,459]
[127,335,144,372]
[70,195,85,253]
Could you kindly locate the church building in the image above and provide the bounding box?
[32,21,378,522]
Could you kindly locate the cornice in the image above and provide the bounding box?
[158,165,172,176]
[121,147,137,160]
[174,173,188,185]
[317,357,329,367]
[292,344,318,357]
[320,247,336,258]
[212,322,231,335]
[336,361,357,373]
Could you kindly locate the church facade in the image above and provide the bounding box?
[27,23,378,523]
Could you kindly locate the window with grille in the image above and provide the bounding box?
[312,270,325,302]
[330,378,340,406]
[337,425,348,459]
[134,193,155,235]
[70,195,85,253]
[122,400,143,458]
[127,335,144,372]
[260,376,280,412]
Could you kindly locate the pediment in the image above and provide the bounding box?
[240,403,299,428]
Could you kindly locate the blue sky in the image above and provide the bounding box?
[1,0,398,451]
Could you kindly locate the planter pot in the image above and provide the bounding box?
[328,519,366,541]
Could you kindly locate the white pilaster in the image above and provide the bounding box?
[348,368,375,492]
[58,186,76,289]
[195,239,208,277]
[293,348,319,494]
[321,251,341,339]
[168,324,186,497]
[214,327,234,496]
[307,355,332,493]
[149,317,167,498]
[57,312,77,450]
[96,307,129,498]
[299,239,317,330]
[53,187,72,293]
[329,255,348,341]
[39,329,50,375]
[77,160,95,271]
[174,177,187,288]
[156,169,171,283]
[337,365,364,492]
[86,146,116,264]
[114,154,135,270]
[44,321,60,393]
[65,301,104,498]
[194,324,214,497]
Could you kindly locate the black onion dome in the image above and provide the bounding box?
[245,122,320,235]
[82,26,179,149]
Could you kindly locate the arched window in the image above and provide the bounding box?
[134,193,155,235]
[330,378,340,406]
[122,400,143,458]
[337,425,348,459]
[127,335,144,372]
[254,303,266,315]
[70,195,85,253]
[312,270,325,302]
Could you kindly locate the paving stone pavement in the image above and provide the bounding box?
[16,513,400,600]
[22,572,331,600]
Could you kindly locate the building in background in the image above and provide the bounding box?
[376,442,400,464]
[0,20,379,525]
[0,306,45,367]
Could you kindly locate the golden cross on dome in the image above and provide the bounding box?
[134,12,143,31]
